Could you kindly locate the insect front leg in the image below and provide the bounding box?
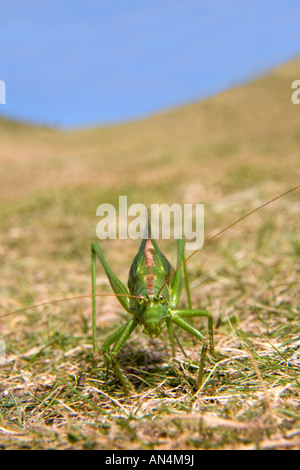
[170,309,214,389]
[102,318,138,395]
[91,241,134,352]
[171,309,214,354]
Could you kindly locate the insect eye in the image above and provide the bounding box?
[138,297,145,305]
[159,295,166,303]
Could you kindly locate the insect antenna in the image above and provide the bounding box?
[158,184,300,295]
[0,293,141,319]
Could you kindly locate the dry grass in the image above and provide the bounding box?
[0,58,299,449]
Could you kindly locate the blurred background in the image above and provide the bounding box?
[1,0,300,127]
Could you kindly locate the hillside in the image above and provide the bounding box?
[0,57,300,205]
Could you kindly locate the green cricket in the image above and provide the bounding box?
[90,186,299,395]
[92,219,214,395]
[1,186,299,396]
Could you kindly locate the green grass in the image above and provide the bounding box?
[0,58,299,449]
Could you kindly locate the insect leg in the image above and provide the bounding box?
[100,321,129,390]
[91,241,134,352]
[166,318,175,357]
[167,239,186,351]
[172,309,214,354]
[101,321,130,351]
[169,239,185,307]
[170,310,213,388]
[102,318,138,395]
[183,255,192,310]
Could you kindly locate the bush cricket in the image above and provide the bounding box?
[1,185,299,395]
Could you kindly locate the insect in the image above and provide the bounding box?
[90,185,299,394]
[1,185,299,395]
[92,223,214,395]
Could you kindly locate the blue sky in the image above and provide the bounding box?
[0,0,300,128]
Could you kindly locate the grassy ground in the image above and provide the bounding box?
[0,58,299,450]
